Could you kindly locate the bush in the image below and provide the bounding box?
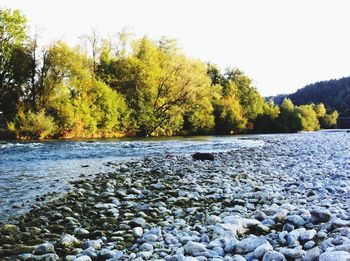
[10,110,58,139]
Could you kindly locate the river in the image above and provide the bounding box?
[0,135,264,222]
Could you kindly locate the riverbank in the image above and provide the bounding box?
[0,132,349,260]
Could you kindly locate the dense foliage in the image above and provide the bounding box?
[271,77,350,117]
[0,8,339,139]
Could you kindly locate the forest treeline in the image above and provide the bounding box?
[272,77,350,117]
[0,9,339,139]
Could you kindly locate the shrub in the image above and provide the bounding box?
[10,110,58,139]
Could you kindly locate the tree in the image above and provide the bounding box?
[253,100,281,133]
[0,8,29,119]
[225,68,265,120]
[296,104,320,131]
[320,110,338,129]
[214,95,247,134]
[277,98,302,132]
[98,36,214,136]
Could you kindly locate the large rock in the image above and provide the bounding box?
[279,248,305,259]
[285,215,306,227]
[184,241,207,255]
[235,236,268,254]
[82,239,103,250]
[33,243,55,255]
[319,251,350,261]
[0,224,19,236]
[254,243,273,259]
[310,208,332,224]
[262,251,286,261]
[129,217,147,228]
[304,247,321,261]
[192,153,215,161]
[57,234,81,249]
[20,253,59,261]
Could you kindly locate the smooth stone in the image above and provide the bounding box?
[319,251,350,261]
[136,251,153,259]
[285,215,306,227]
[140,243,154,252]
[262,251,286,261]
[300,229,317,241]
[130,218,147,228]
[58,234,81,249]
[279,248,305,259]
[184,242,207,255]
[0,224,19,235]
[74,228,90,237]
[132,227,144,237]
[224,238,239,253]
[303,247,321,261]
[33,243,55,255]
[235,236,268,254]
[74,256,92,261]
[231,255,246,261]
[81,247,98,260]
[310,208,332,223]
[304,241,316,250]
[253,243,273,259]
[99,249,118,259]
[19,253,59,261]
[82,239,103,250]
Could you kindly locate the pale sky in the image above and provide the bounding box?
[2,0,350,96]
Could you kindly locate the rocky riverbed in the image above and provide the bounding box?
[0,131,350,260]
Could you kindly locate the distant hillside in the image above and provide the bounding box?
[271,76,350,116]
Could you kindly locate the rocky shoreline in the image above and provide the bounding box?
[1,135,350,261]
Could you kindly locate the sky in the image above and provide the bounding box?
[2,0,350,96]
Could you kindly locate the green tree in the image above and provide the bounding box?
[225,68,265,120]
[320,110,338,129]
[313,103,326,118]
[253,100,281,133]
[296,104,320,131]
[214,95,247,134]
[0,8,29,119]
[98,36,214,136]
[277,98,303,132]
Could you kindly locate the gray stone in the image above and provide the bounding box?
[81,247,98,260]
[20,253,59,261]
[74,228,90,237]
[310,208,332,223]
[33,243,55,255]
[82,239,103,250]
[304,241,316,250]
[319,251,350,261]
[262,251,286,261]
[235,236,268,254]
[136,251,153,259]
[58,234,81,249]
[279,248,305,259]
[74,256,92,261]
[285,215,306,227]
[140,243,154,252]
[99,249,118,259]
[253,243,273,259]
[303,247,321,261]
[231,255,246,261]
[130,218,147,228]
[184,242,207,255]
[300,229,317,241]
[142,233,159,242]
[224,238,239,253]
[132,227,143,237]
